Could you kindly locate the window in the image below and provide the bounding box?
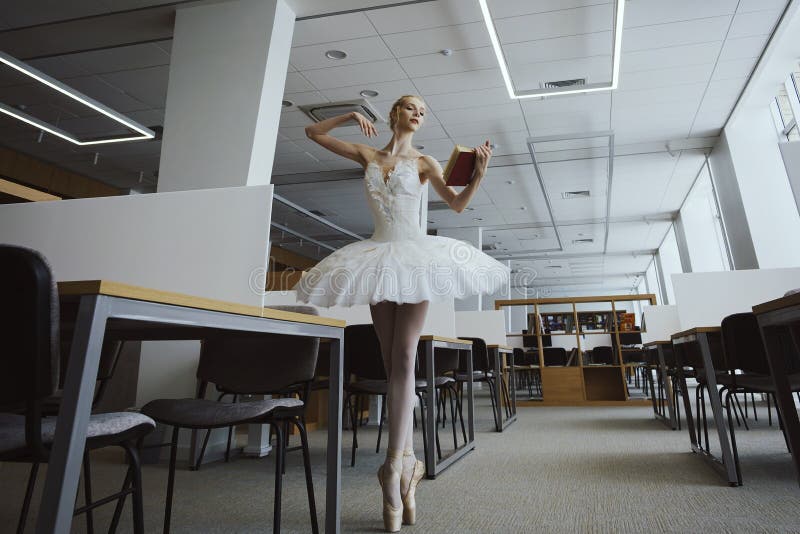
[770,64,800,142]
[680,161,732,272]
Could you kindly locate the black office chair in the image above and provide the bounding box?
[592,346,615,365]
[543,347,568,366]
[0,245,154,534]
[141,333,321,533]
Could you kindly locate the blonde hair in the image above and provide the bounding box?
[389,95,425,132]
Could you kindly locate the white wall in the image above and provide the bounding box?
[708,132,760,269]
[723,109,800,268]
[672,268,800,329]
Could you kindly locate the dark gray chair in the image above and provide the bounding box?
[543,347,568,366]
[0,245,154,534]
[141,330,320,534]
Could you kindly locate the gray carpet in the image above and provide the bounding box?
[2,394,800,533]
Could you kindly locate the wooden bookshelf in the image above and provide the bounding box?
[497,293,657,405]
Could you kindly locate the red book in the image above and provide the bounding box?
[443,145,476,186]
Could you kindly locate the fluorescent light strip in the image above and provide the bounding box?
[478,0,625,99]
[0,52,155,145]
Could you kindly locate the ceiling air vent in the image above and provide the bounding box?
[542,78,586,89]
[561,190,591,199]
[299,98,385,124]
[572,238,595,245]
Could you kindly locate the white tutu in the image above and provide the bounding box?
[294,157,510,308]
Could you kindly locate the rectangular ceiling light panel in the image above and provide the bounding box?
[478,0,625,99]
[0,52,155,146]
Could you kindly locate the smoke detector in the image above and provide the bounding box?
[299,98,385,124]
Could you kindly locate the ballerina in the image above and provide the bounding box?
[295,94,510,531]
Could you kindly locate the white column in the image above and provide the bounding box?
[438,226,483,311]
[158,0,295,192]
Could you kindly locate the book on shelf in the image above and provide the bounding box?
[443,145,476,186]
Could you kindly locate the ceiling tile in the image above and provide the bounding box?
[289,36,394,70]
[284,72,317,92]
[381,22,490,58]
[494,4,614,44]
[414,67,505,95]
[398,47,497,78]
[623,17,731,51]
[301,59,407,90]
[728,9,783,38]
[623,0,736,28]
[292,12,377,47]
[365,0,482,34]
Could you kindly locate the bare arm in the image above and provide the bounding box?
[305,112,377,166]
[421,141,493,214]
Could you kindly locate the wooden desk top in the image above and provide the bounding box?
[419,335,473,345]
[753,292,800,315]
[487,344,513,351]
[0,178,61,202]
[643,340,671,347]
[58,280,345,328]
[671,326,721,341]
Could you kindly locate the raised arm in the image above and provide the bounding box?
[420,141,493,214]
[305,111,377,166]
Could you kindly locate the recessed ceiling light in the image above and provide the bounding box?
[440,48,453,56]
[414,144,425,150]
[519,206,526,210]
[465,207,475,211]
[427,220,435,224]
[473,217,484,221]
[282,100,293,107]
[506,180,515,184]
[489,234,497,238]
[325,50,347,60]
[359,89,379,98]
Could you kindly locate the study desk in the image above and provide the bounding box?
[643,341,677,430]
[753,292,800,486]
[38,281,346,534]
[671,327,739,486]
[418,335,474,479]
[488,344,517,431]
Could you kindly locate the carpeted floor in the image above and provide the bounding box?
[3,393,800,533]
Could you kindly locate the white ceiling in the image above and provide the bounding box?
[0,0,791,295]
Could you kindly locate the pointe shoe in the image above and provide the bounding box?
[377,464,402,532]
[401,458,425,525]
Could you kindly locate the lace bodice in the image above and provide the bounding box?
[363,158,425,242]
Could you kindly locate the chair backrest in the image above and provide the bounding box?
[592,346,615,365]
[0,245,59,409]
[197,305,321,395]
[721,312,769,375]
[344,324,387,381]
[0,245,59,458]
[543,347,567,366]
[458,337,490,372]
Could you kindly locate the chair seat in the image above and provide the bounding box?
[141,398,302,429]
[415,376,455,389]
[454,370,486,381]
[0,412,155,455]
[347,379,388,395]
[731,373,800,392]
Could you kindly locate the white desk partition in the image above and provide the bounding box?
[641,305,680,342]
[454,310,507,345]
[672,268,800,329]
[263,290,457,338]
[0,185,274,405]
